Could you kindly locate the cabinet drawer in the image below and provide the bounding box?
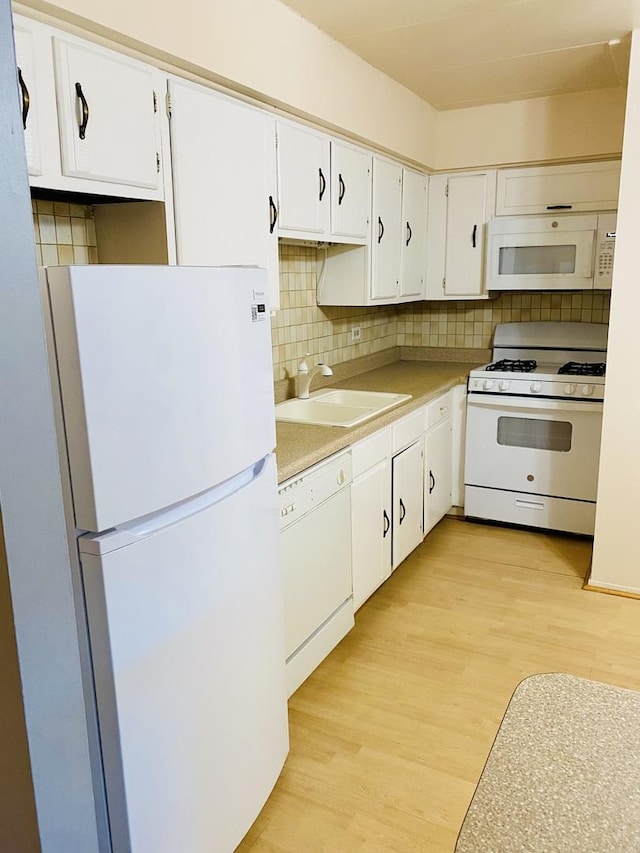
[426,392,452,430]
[392,408,424,453]
[351,427,391,478]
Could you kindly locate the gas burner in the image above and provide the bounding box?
[486,359,538,373]
[558,362,606,377]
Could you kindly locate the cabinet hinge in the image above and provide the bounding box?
[445,183,449,197]
[153,91,158,113]
[156,152,160,173]
[442,277,446,290]
[166,92,172,119]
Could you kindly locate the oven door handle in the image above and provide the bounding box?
[467,393,603,415]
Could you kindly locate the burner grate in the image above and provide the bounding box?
[486,359,537,373]
[558,362,606,377]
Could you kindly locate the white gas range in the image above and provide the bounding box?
[464,322,607,535]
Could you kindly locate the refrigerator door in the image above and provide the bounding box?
[45,264,275,532]
[79,453,288,853]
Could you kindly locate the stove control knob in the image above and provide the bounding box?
[564,383,576,395]
[498,380,510,392]
[483,379,494,390]
[582,384,594,397]
[530,381,543,394]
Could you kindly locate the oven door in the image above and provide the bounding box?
[465,394,603,501]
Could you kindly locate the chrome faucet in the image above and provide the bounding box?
[295,356,333,399]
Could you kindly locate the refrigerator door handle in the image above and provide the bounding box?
[80,457,271,555]
[119,457,268,537]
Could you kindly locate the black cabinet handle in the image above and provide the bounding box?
[378,216,384,243]
[319,168,326,201]
[17,67,30,130]
[75,82,89,140]
[399,498,406,525]
[269,195,278,234]
[429,471,435,495]
[472,223,477,248]
[383,509,390,538]
[546,204,572,210]
[338,173,345,205]
[406,221,412,247]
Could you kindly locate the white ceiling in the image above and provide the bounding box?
[278,0,637,110]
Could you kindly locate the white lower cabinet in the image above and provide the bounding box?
[351,427,392,610]
[424,393,453,536]
[450,384,468,507]
[392,439,424,568]
[351,410,424,610]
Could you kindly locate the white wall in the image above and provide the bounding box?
[436,88,626,171]
[19,0,438,166]
[590,30,640,594]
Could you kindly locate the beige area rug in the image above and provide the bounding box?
[456,673,640,852]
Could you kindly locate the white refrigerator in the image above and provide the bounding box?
[42,264,288,853]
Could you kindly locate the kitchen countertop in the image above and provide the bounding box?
[275,360,481,482]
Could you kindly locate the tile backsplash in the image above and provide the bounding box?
[397,290,611,350]
[272,244,398,381]
[274,244,611,381]
[31,212,611,382]
[31,199,98,265]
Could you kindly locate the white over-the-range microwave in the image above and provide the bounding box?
[486,213,616,291]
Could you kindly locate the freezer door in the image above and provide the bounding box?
[80,454,288,853]
[45,264,275,532]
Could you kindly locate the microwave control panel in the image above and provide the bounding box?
[595,214,616,290]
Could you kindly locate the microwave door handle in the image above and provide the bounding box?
[467,394,602,415]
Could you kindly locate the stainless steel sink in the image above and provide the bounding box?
[275,389,412,427]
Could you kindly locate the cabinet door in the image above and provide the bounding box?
[496,161,621,216]
[424,173,448,299]
[424,418,453,536]
[450,385,467,508]
[330,141,371,242]
[13,22,44,177]
[168,79,279,309]
[351,459,392,610]
[276,122,330,237]
[392,439,424,569]
[371,158,402,302]
[53,38,160,190]
[400,169,428,299]
[444,172,494,298]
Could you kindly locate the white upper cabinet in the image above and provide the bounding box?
[13,19,46,177]
[495,161,621,216]
[330,141,371,242]
[168,78,279,310]
[400,168,428,300]
[13,14,165,200]
[317,158,428,306]
[425,170,496,300]
[53,38,160,190]
[276,122,330,238]
[370,158,403,302]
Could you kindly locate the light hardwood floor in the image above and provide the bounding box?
[237,518,640,852]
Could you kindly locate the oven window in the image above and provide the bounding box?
[498,245,577,275]
[497,416,573,452]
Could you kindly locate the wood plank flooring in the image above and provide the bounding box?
[236,518,640,853]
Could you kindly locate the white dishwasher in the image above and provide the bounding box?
[279,449,354,698]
